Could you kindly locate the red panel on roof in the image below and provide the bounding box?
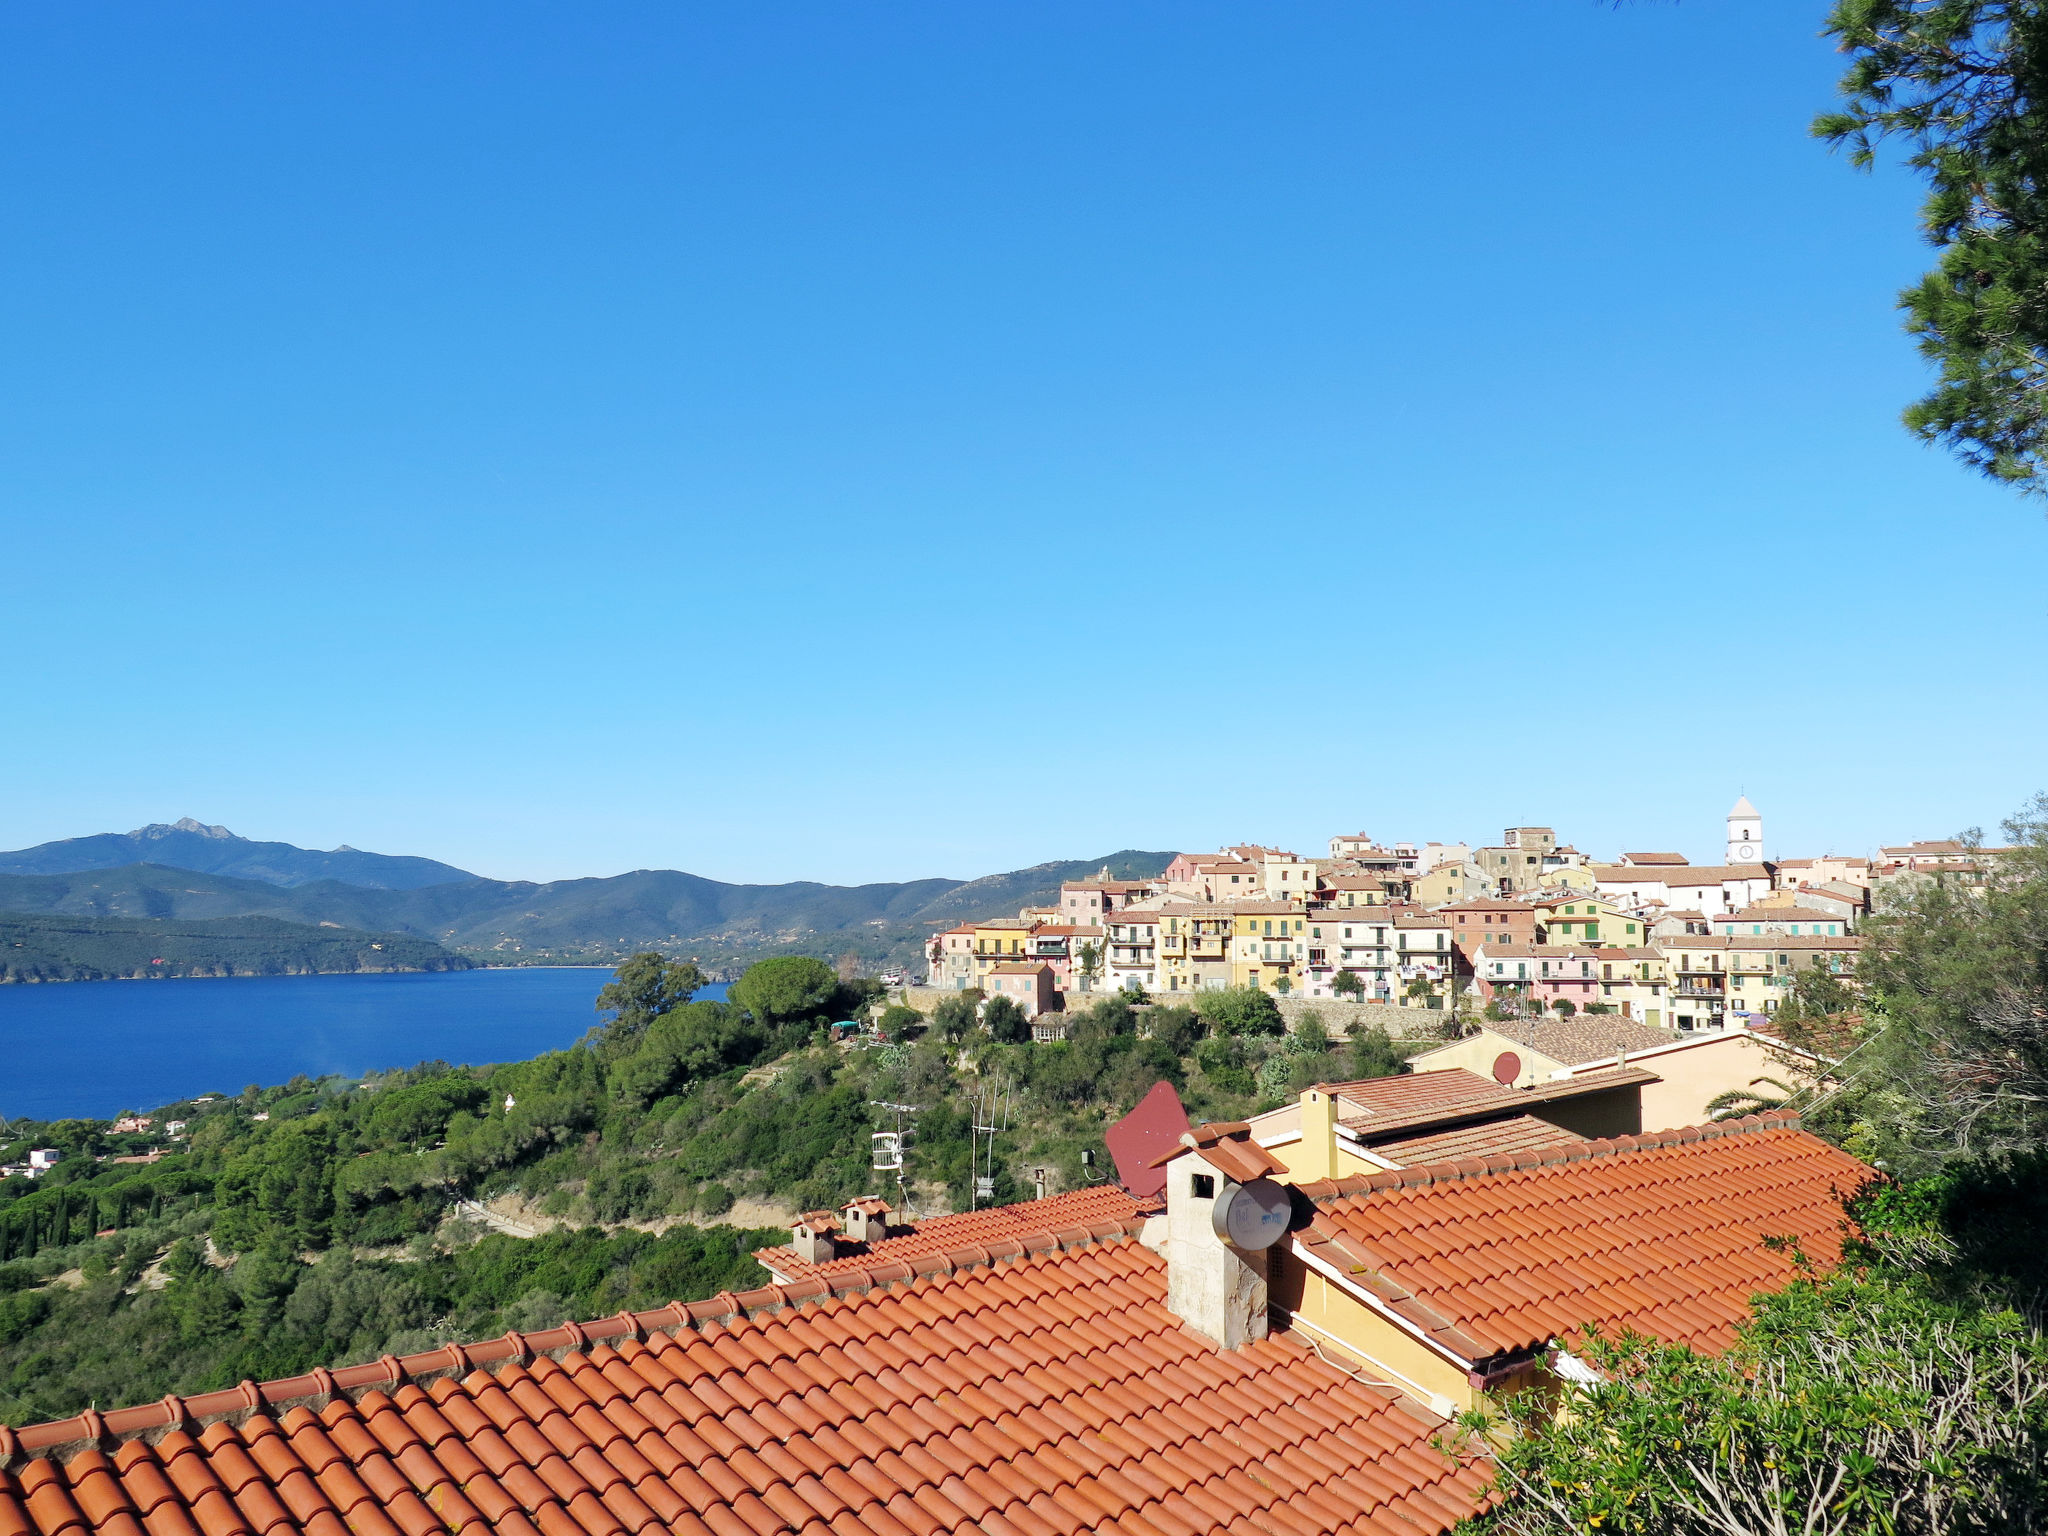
[1104,1079,1191,1198]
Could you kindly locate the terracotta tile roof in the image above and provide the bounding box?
[1328,1068,1658,1141]
[984,961,1052,976]
[754,1185,1156,1282]
[1369,1116,1589,1167]
[1594,865,1771,886]
[1293,1113,1870,1362]
[0,1239,1494,1536]
[1472,1014,1677,1067]
[1324,1070,1503,1119]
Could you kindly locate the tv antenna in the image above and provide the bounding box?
[968,1077,1014,1209]
[867,1099,922,1218]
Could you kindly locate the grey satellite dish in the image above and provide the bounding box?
[1210,1177,1291,1251]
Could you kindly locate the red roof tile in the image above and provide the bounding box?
[0,1240,1494,1536]
[1369,1116,1588,1167]
[754,1186,1157,1283]
[1327,1067,1657,1141]
[1294,1114,1870,1362]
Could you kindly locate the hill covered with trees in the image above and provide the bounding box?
[0,843,1175,973]
[0,912,473,983]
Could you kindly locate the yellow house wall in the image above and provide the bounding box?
[1626,1035,1820,1131]
[1268,1247,1475,1412]
[1406,1029,1566,1089]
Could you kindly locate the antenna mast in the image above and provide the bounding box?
[867,1098,922,1218]
[969,1077,1013,1209]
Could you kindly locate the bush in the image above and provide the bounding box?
[1196,986,1284,1038]
[695,1183,734,1217]
[876,1004,923,1043]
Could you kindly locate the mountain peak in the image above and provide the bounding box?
[131,818,236,840]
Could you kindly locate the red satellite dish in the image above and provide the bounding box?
[1492,1051,1522,1085]
[1103,1080,1192,1199]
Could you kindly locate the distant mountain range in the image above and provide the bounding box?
[0,819,476,890]
[0,822,1174,975]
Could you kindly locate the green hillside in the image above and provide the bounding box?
[0,912,473,983]
[0,850,1177,974]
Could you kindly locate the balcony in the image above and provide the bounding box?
[1674,980,1726,998]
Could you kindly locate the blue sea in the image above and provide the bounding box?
[0,968,729,1122]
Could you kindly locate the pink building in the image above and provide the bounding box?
[984,961,1057,1019]
[1470,944,1603,1010]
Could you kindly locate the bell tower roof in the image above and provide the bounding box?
[1728,794,1758,819]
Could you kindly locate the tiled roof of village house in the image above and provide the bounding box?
[1719,906,1842,925]
[1618,852,1687,865]
[1321,1068,1658,1141]
[1367,1115,1589,1168]
[1592,865,1771,886]
[1293,1113,1870,1361]
[984,962,1051,976]
[0,1233,1497,1536]
[753,1186,1156,1283]
[1472,1014,1676,1066]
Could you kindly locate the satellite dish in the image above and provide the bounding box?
[1210,1177,1291,1251]
[1492,1051,1522,1085]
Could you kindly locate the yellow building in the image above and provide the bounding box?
[969,917,1038,984]
[1591,945,1670,1024]
[1162,905,1237,993]
[1531,892,1645,948]
[1409,862,1482,906]
[1229,899,1309,991]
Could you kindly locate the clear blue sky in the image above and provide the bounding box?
[3,2,2042,884]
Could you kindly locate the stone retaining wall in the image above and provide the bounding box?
[883,985,1451,1042]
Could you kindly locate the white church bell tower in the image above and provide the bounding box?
[1727,796,1762,864]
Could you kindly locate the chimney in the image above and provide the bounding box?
[1295,1086,1338,1182]
[841,1197,891,1244]
[790,1211,842,1265]
[1154,1123,1293,1349]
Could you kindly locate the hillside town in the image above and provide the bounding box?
[926,797,1992,1034]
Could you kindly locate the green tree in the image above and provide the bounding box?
[1196,985,1284,1038]
[1345,1023,1401,1081]
[931,990,982,1044]
[1330,969,1365,1000]
[1845,793,2048,1170]
[590,953,707,1060]
[982,996,1030,1044]
[1817,2,2048,494]
[1468,1165,2048,1536]
[729,956,840,1029]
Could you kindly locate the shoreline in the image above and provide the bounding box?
[0,962,632,986]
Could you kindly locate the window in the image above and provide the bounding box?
[1191,1174,1215,1199]
[1311,927,1321,939]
